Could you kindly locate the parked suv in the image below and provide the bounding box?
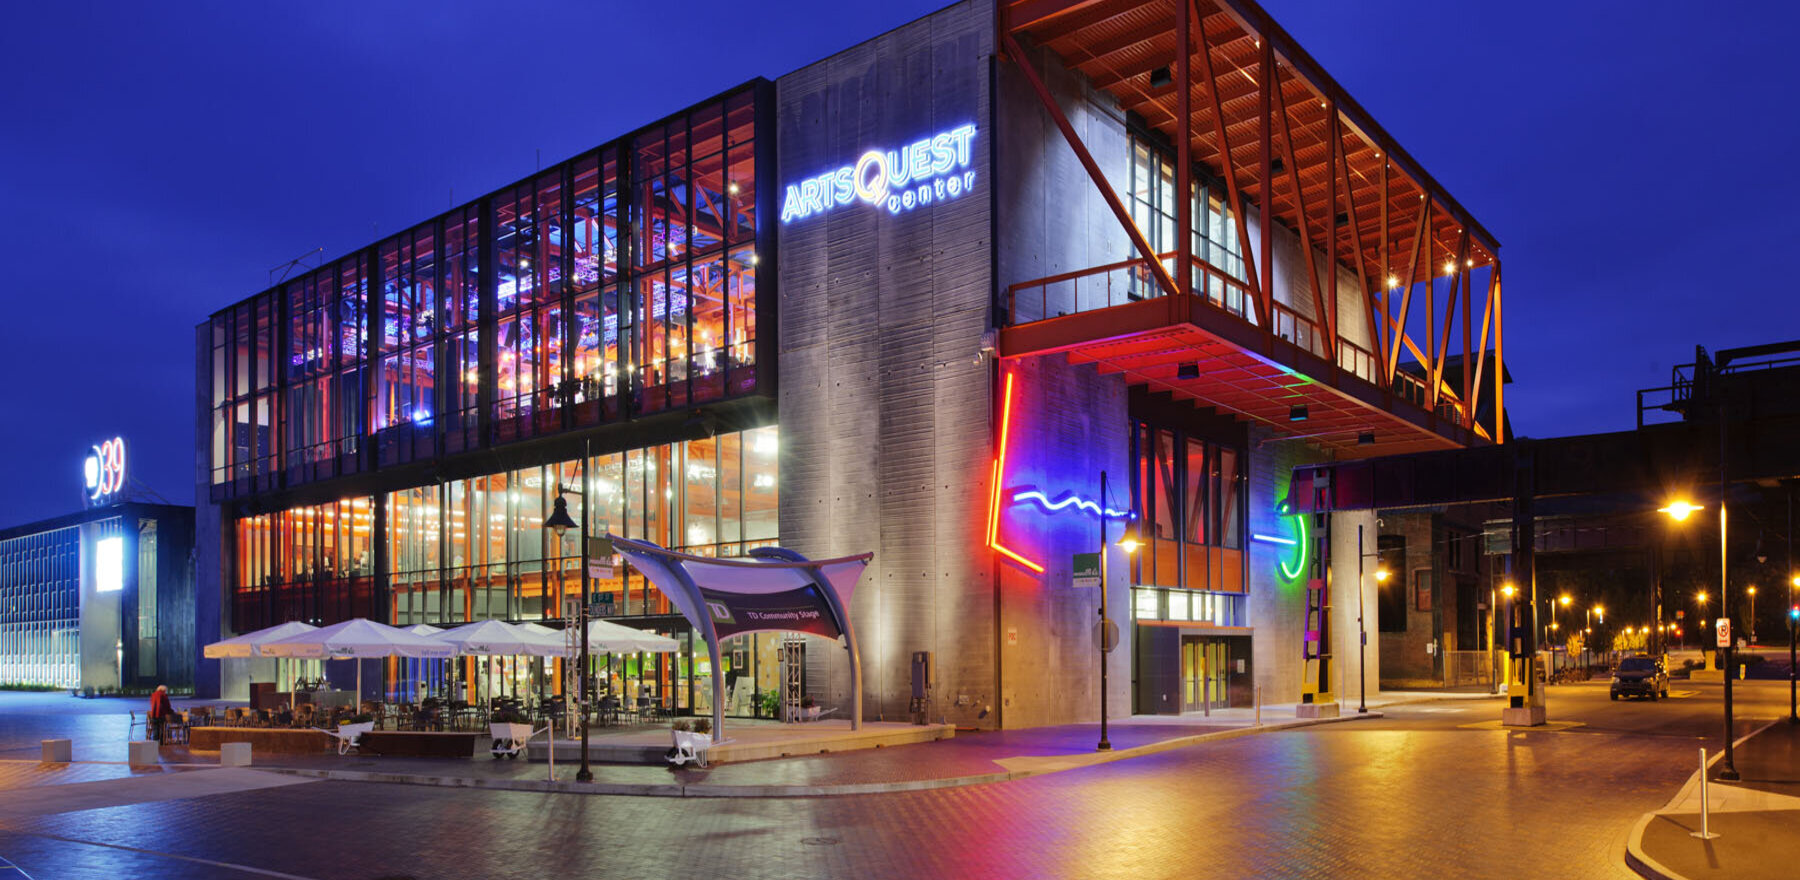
[1610,655,1670,701]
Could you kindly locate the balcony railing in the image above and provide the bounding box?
[1008,252,1472,426]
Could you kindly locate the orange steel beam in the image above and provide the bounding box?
[1387,198,1430,382]
[1176,0,1193,302]
[1259,38,1274,324]
[1002,0,1112,33]
[1194,0,1265,327]
[1337,117,1382,380]
[1378,148,1390,368]
[1327,98,1339,364]
[1468,265,1496,431]
[1494,262,1505,442]
[1461,244,1474,428]
[1209,0,1500,255]
[1272,70,1333,350]
[1431,231,1467,405]
[1002,29,1180,300]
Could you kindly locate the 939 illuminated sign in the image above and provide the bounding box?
[780,124,977,223]
[84,437,126,502]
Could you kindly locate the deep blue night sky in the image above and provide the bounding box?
[2,1,1796,526]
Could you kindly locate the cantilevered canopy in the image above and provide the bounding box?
[609,535,871,742]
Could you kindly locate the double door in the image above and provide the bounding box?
[1181,638,1230,711]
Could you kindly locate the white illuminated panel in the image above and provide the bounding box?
[780,124,978,223]
[96,536,123,593]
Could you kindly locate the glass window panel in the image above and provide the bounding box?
[1135,588,1160,620]
[743,427,778,540]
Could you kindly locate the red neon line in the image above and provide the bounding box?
[986,371,1043,573]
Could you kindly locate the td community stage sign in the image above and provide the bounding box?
[780,124,977,223]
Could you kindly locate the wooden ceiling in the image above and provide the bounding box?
[1002,0,1499,293]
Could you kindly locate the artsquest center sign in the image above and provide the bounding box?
[780,124,977,223]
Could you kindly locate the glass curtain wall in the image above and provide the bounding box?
[0,528,80,687]
[209,86,764,504]
[1126,130,1249,316]
[233,497,377,631]
[1130,421,1246,626]
[630,92,759,414]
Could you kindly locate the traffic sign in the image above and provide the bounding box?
[1094,617,1120,653]
[1715,618,1731,649]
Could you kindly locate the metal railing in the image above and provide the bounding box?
[1007,252,1474,424]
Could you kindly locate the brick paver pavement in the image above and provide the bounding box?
[0,684,1787,879]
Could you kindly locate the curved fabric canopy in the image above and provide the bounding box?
[405,624,444,637]
[432,620,565,657]
[259,618,454,659]
[202,621,318,659]
[608,535,870,740]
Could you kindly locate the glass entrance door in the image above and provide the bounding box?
[1181,638,1229,711]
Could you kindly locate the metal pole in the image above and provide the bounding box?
[1789,482,1796,724]
[1720,399,1739,780]
[1097,470,1112,752]
[1691,747,1719,840]
[1357,525,1367,713]
[577,437,593,783]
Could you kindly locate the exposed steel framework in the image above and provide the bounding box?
[999,0,1505,456]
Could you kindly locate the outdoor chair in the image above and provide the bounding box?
[323,720,375,756]
[166,712,189,744]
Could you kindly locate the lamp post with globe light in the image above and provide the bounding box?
[1663,498,1738,780]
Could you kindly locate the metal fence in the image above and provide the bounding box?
[1443,650,1494,687]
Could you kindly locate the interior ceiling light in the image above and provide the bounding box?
[1289,405,1308,422]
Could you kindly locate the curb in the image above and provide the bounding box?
[1621,719,1782,880]
[260,711,1384,798]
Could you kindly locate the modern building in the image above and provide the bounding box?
[2,437,195,691]
[195,0,1512,726]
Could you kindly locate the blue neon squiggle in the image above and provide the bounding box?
[1012,489,1136,520]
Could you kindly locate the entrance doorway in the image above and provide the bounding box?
[1181,638,1230,711]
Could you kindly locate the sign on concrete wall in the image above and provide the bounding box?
[1072,552,1100,589]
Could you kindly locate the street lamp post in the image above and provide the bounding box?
[544,439,592,783]
[1663,495,1738,780]
[1748,586,1757,647]
[1093,470,1139,753]
[1354,525,1386,715]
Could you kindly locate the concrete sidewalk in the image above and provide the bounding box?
[1626,719,1800,880]
[247,690,1494,797]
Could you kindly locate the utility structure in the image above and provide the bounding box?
[1284,341,1800,729]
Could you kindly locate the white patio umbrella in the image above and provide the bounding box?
[405,624,444,637]
[260,618,454,706]
[586,618,679,653]
[202,621,320,701]
[432,620,565,657]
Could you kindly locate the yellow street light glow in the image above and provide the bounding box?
[1118,536,1142,554]
[1559,595,1572,606]
[1696,592,1708,604]
[1501,584,1516,598]
[1375,569,1391,583]
[1659,500,1704,521]
[1748,586,1756,596]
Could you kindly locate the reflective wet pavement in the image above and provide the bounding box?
[0,683,1791,879]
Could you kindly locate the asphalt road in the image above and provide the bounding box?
[1,679,1793,880]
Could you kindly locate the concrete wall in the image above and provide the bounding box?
[989,355,1132,728]
[76,522,121,690]
[775,0,997,727]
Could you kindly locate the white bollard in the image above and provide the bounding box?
[41,739,72,763]
[1691,746,1720,840]
[219,742,252,767]
[127,739,159,767]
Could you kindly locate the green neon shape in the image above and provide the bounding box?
[1276,500,1309,582]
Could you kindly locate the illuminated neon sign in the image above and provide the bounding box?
[84,437,126,501]
[1252,499,1308,581]
[986,372,1043,573]
[1011,489,1135,520]
[780,124,978,223]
